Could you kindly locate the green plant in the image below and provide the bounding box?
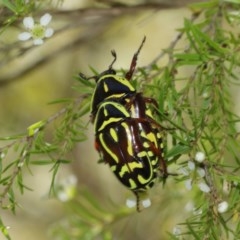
[1,0,240,239]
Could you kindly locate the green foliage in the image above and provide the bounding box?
[0,94,90,239]
[146,1,240,239]
[1,0,240,239]
[49,188,132,240]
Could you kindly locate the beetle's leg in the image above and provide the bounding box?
[125,36,146,80]
[134,192,141,212]
[143,97,159,109]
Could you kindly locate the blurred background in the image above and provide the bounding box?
[0,0,211,239]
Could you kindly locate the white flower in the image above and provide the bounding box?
[188,161,195,171]
[185,201,194,212]
[18,162,24,168]
[195,151,205,163]
[185,179,192,190]
[56,175,78,202]
[202,91,209,99]
[218,201,229,213]
[142,198,151,208]
[18,13,54,45]
[229,10,240,23]
[178,167,189,176]
[173,226,181,236]
[198,182,210,193]
[197,168,205,178]
[233,181,238,186]
[126,198,136,208]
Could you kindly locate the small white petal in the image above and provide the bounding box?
[218,201,229,213]
[33,38,44,45]
[185,179,192,190]
[197,168,205,178]
[173,226,181,235]
[198,182,210,193]
[195,152,205,162]
[18,162,24,168]
[126,198,136,208]
[45,28,54,38]
[202,92,209,98]
[67,175,78,185]
[188,161,195,171]
[185,201,194,212]
[56,175,77,202]
[229,10,240,17]
[40,13,52,26]
[233,181,238,186]
[23,17,34,29]
[57,191,68,202]
[18,32,32,41]
[142,198,151,208]
[179,167,189,176]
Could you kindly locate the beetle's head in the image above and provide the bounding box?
[95,68,116,82]
[94,49,117,82]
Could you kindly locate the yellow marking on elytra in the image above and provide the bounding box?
[121,122,133,156]
[106,93,125,99]
[127,139,133,156]
[146,108,154,118]
[119,162,143,178]
[103,107,108,117]
[115,76,135,90]
[99,134,119,163]
[137,174,149,184]
[110,165,117,171]
[137,149,157,165]
[97,117,122,132]
[129,178,137,189]
[137,151,146,158]
[119,165,128,177]
[103,82,109,92]
[143,142,150,148]
[147,151,154,157]
[140,131,148,138]
[110,128,118,142]
[141,132,158,149]
[150,157,158,165]
[157,132,162,138]
[147,132,158,146]
[130,161,143,169]
[137,159,154,184]
[99,75,135,91]
[95,101,130,132]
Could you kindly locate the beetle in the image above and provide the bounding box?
[82,37,168,210]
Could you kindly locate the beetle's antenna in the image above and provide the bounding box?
[109,50,117,70]
[126,36,146,80]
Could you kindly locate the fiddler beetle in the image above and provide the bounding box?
[81,36,168,211]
